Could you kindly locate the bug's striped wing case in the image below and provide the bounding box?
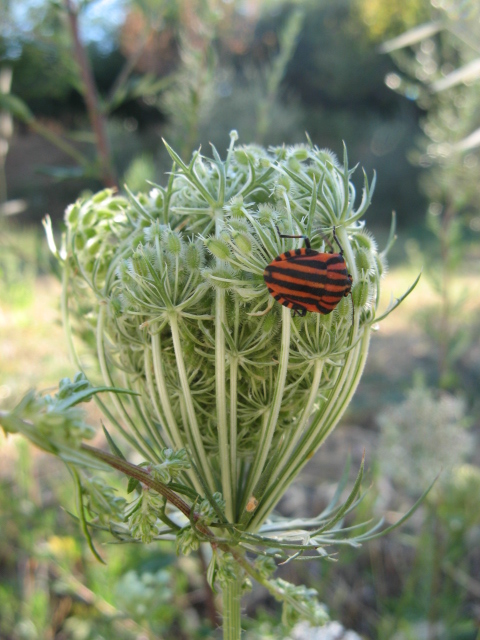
[263,247,352,316]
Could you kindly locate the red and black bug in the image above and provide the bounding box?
[263,227,353,317]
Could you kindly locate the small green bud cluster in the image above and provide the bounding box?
[253,555,277,579]
[271,579,329,628]
[56,372,92,401]
[176,525,200,556]
[215,552,251,593]
[127,488,165,543]
[150,448,190,484]
[196,491,226,525]
[174,492,226,555]
[82,475,126,522]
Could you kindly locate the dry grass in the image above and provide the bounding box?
[0,276,71,406]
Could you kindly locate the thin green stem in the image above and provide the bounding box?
[144,346,173,445]
[222,577,242,640]
[265,358,324,489]
[240,306,291,510]
[312,330,371,449]
[150,334,185,450]
[215,203,233,520]
[131,376,166,452]
[216,287,233,520]
[230,356,238,517]
[336,225,358,281]
[250,328,370,529]
[169,313,216,493]
[96,306,157,460]
[61,259,150,457]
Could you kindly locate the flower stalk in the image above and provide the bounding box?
[31,133,422,634]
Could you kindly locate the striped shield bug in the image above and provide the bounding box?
[263,227,353,317]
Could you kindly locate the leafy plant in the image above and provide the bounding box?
[2,135,422,637]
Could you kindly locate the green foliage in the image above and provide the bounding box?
[151,447,191,484]
[381,0,480,386]
[122,153,156,193]
[1,0,427,229]
[271,579,328,628]
[355,0,430,41]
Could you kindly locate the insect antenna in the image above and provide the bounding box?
[274,224,311,249]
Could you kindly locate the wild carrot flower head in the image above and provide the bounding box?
[48,132,406,532]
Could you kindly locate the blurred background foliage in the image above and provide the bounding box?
[1,0,480,638]
[1,0,428,228]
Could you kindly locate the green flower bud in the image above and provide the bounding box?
[92,189,112,204]
[66,203,80,224]
[287,156,302,172]
[234,149,250,165]
[184,240,204,271]
[352,277,371,308]
[375,252,388,278]
[232,231,252,255]
[257,204,275,224]
[226,195,245,218]
[354,230,377,252]
[149,188,164,209]
[291,146,309,161]
[81,208,97,228]
[315,148,339,167]
[277,174,291,191]
[355,247,375,273]
[85,236,102,256]
[260,310,279,336]
[333,294,352,320]
[205,238,231,261]
[163,229,182,256]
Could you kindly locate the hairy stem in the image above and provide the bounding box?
[222,578,242,640]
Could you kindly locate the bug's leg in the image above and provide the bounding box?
[332,226,344,255]
[275,224,311,250]
[291,305,307,317]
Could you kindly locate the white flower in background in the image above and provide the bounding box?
[377,385,473,495]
